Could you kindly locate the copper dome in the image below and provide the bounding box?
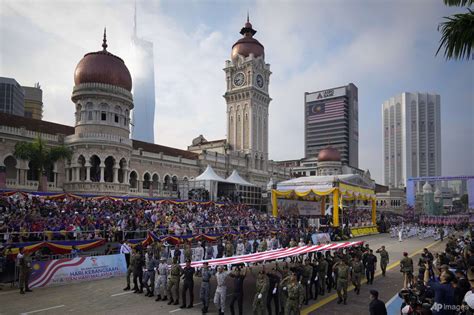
[231,18,264,61]
[74,30,132,91]
[318,146,341,162]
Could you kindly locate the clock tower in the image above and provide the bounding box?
[224,16,272,170]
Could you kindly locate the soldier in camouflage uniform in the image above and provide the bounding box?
[317,253,328,295]
[253,269,269,315]
[167,257,183,305]
[350,255,363,295]
[285,272,304,315]
[200,262,214,313]
[334,259,350,305]
[301,258,313,304]
[376,246,389,276]
[400,252,414,289]
[17,248,32,294]
[276,262,290,314]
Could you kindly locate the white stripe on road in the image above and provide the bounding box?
[0,290,17,296]
[111,291,134,297]
[20,305,65,314]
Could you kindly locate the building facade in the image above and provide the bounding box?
[0,20,290,199]
[382,92,441,189]
[23,83,43,120]
[0,77,25,117]
[304,83,358,167]
[130,5,156,143]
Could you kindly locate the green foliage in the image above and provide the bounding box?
[460,194,469,207]
[443,0,473,7]
[13,137,72,186]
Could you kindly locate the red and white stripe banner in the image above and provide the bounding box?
[182,241,364,268]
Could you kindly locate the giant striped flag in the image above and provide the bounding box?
[307,98,346,123]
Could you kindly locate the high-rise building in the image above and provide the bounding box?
[304,83,359,167]
[0,77,24,117]
[223,16,272,171]
[23,83,43,120]
[382,92,441,189]
[130,4,156,143]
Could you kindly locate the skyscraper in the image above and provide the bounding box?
[0,77,24,117]
[382,92,441,188]
[130,3,156,143]
[23,83,43,120]
[304,83,359,167]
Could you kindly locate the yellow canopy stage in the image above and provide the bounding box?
[272,174,376,227]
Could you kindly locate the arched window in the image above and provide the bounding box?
[104,156,115,182]
[143,173,151,190]
[3,156,17,180]
[129,171,138,188]
[89,155,101,182]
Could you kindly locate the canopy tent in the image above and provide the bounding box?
[182,165,232,202]
[273,174,377,227]
[226,170,255,186]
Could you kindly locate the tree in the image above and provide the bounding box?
[436,0,474,60]
[460,193,469,209]
[14,137,72,191]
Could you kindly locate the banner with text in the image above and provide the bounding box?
[29,254,127,288]
[277,199,322,216]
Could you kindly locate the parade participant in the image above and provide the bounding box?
[184,242,192,262]
[180,259,195,308]
[302,258,313,305]
[334,259,350,305]
[317,252,328,295]
[167,257,183,305]
[285,272,304,315]
[143,249,158,297]
[214,265,231,315]
[230,264,247,315]
[376,246,389,276]
[279,269,290,314]
[398,228,403,242]
[124,246,136,291]
[266,268,281,315]
[120,240,132,268]
[253,268,269,315]
[400,252,414,289]
[225,239,234,257]
[325,251,335,292]
[205,242,214,260]
[309,256,320,301]
[364,250,377,285]
[351,255,363,295]
[155,258,168,301]
[200,262,213,314]
[17,248,32,294]
[132,248,144,293]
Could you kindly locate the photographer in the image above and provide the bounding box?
[424,262,455,315]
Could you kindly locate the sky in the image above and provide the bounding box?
[0,0,473,183]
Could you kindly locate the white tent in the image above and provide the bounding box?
[195,165,228,182]
[187,165,228,201]
[226,170,255,187]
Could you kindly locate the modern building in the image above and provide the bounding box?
[23,83,43,120]
[130,4,156,143]
[382,92,441,189]
[0,19,290,201]
[0,77,25,117]
[304,83,359,167]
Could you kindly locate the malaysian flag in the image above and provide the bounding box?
[307,98,346,123]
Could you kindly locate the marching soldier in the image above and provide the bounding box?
[214,265,231,315]
[309,257,320,301]
[132,248,144,294]
[253,269,269,315]
[123,246,136,291]
[350,256,363,295]
[143,248,158,297]
[17,248,32,294]
[334,259,350,305]
[301,259,313,305]
[276,262,290,314]
[325,251,335,293]
[167,257,183,305]
[200,262,213,313]
[180,259,195,308]
[317,253,328,295]
[376,246,389,276]
[400,252,414,289]
[285,272,304,315]
[155,257,168,301]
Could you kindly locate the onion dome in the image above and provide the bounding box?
[423,182,433,193]
[317,146,341,162]
[74,29,132,91]
[231,14,264,61]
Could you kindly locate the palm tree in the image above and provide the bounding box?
[436,0,474,60]
[14,137,72,191]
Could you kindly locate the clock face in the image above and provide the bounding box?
[256,74,264,88]
[233,72,245,86]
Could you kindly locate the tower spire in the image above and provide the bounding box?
[247,10,249,23]
[102,27,108,51]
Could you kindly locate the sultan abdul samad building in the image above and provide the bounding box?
[0,19,290,202]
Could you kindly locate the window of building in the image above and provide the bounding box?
[310,171,316,176]
[88,111,93,121]
[101,112,107,121]
[114,114,119,123]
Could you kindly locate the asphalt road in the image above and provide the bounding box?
[0,233,443,315]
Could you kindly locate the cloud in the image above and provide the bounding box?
[0,0,472,184]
